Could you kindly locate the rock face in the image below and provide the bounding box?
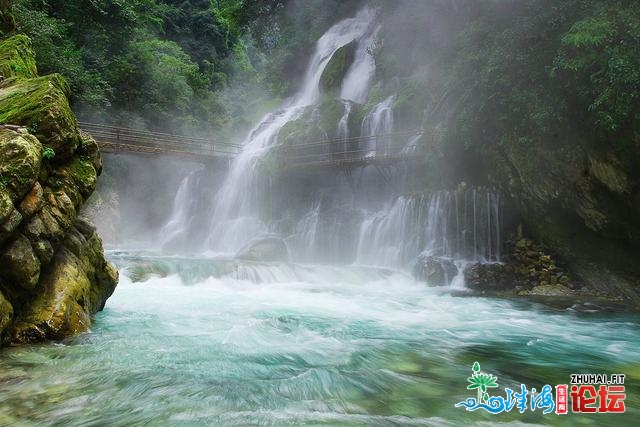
[236,236,289,263]
[320,40,356,93]
[0,35,117,345]
[486,132,640,303]
[412,255,457,286]
[463,237,576,296]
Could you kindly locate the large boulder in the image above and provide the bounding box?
[0,233,40,290]
[320,40,356,93]
[0,74,80,160]
[0,35,117,346]
[412,254,457,286]
[0,128,42,201]
[10,219,118,343]
[236,236,289,263]
[463,262,515,293]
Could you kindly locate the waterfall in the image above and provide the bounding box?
[157,172,195,250]
[336,101,351,159]
[361,95,395,156]
[157,7,503,275]
[157,8,376,254]
[355,190,502,268]
[204,8,375,253]
[340,25,380,103]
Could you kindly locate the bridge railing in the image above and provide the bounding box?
[283,130,426,167]
[79,122,242,158]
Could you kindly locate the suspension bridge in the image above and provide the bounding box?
[82,122,426,168]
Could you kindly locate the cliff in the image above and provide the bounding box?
[0,35,117,344]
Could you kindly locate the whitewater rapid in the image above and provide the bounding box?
[1,256,638,425]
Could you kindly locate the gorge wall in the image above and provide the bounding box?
[0,34,117,345]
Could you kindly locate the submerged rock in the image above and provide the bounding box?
[412,255,457,286]
[236,236,289,263]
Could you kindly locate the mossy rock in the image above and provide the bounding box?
[0,128,42,201]
[320,41,356,93]
[52,157,98,201]
[78,130,102,175]
[0,34,37,79]
[0,187,13,223]
[0,74,80,160]
[0,233,40,290]
[10,220,118,343]
[0,289,12,339]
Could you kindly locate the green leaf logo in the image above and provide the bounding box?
[467,362,499,403]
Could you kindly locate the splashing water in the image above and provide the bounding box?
[355,191,502,268]
[1,256,638,425]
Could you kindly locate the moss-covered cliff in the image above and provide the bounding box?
[0,34,117,345]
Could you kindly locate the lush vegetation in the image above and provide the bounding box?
[5,0,361,136]
[373,0,640,153]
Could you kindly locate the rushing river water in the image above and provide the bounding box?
[1,254,638,426]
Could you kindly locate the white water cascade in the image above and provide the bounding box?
[361,95,395,156]
[355,190,502,268]
[159,8,377,254]
[340,24,380,103]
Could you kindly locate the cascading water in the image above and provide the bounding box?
[355,190,502,268]
[340,25,380,103]
[173,7,377,254]
[360,95,395,156]
[336,101,352,159]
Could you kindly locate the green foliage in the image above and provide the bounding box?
[42,146,54,160]
[0,0,16,36]
[553,2,640,133]
[0,34,37,78]
[10,0,265,133]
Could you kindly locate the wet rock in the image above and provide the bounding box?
[464,262,515,292]
[0,290,12,339]
[10,219,118,343]
[413,255,457,286]
[0,207,21,245]
[518,284,575,297]
[320,40,356,93]
[236,236,289,263]
[0,234,40,290]
[0,36,118,346]
[18,181,43,218]
[0,74,80,160]
[0,128,42,201]
[0,189,13,222]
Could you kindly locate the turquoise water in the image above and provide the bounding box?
[1,255,638,426]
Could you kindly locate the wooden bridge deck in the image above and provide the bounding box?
[80,122,241,159]
[81,121,426,168]
[282,130,426,169]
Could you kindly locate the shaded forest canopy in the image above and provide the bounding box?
[2,0,638,149]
